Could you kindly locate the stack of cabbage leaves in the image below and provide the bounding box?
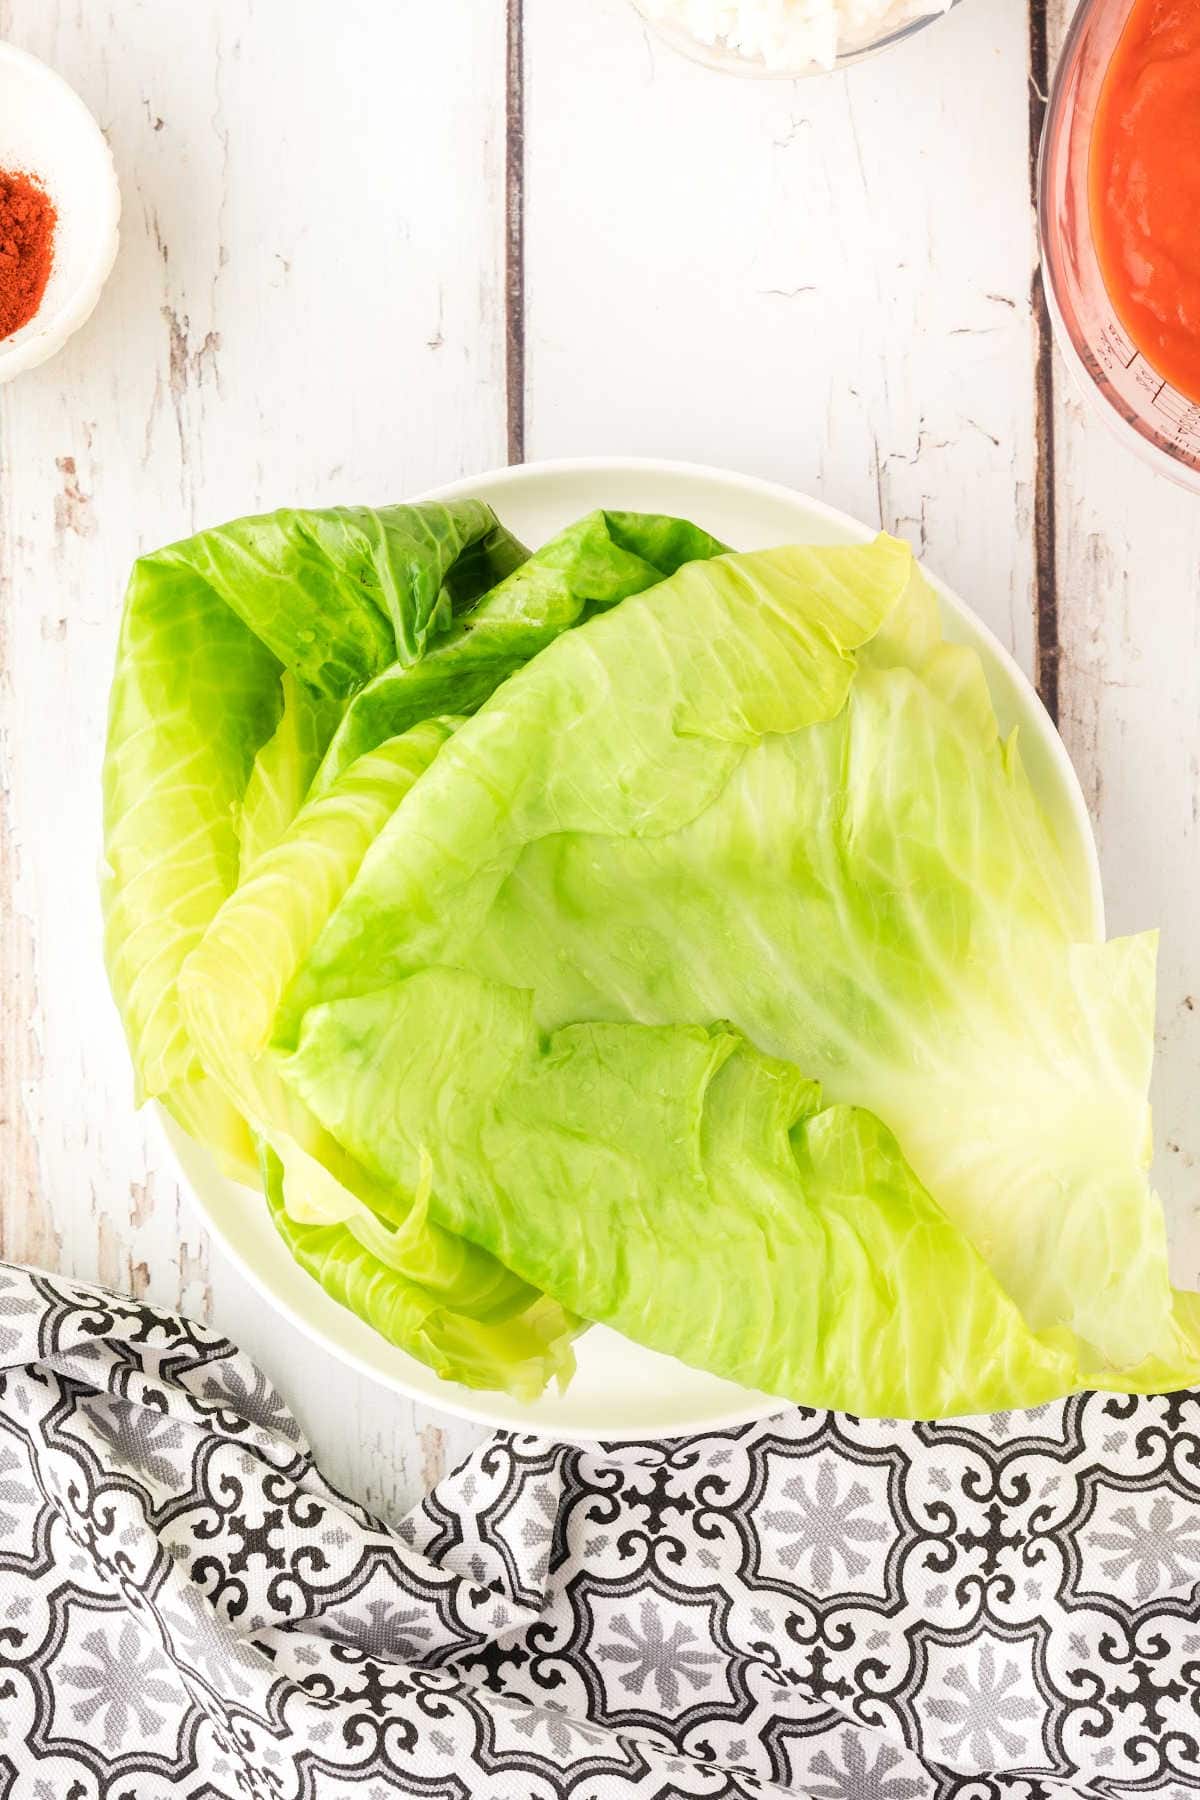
[103,501,1200,1414]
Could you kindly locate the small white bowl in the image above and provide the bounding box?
[0,41,120,383]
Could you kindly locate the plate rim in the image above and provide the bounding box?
[162,455,1104,1444]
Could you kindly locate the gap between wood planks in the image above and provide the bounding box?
[503,2,1063,717]
[1028,1,1060,726]
[505,0,525,466]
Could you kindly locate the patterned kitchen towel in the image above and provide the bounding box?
[0,1261,1197,1798]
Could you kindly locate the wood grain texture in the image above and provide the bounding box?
[506,0,527,463]
[0,0,511,1509]
[1028,0,1060,722]
[1043,0,1200,1288]
[0,0,1195,1517]
[524,0,1040,670]
[1051,417,1200,1288]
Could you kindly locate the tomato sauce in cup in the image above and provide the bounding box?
[1090,0,1200,405]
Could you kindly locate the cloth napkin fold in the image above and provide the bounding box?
[0,1261,1197,1798]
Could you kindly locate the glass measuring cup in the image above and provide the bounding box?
[1038,0,1200,492]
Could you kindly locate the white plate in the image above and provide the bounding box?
[160,458,1104,1444]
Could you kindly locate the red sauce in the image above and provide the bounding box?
[1090,0,1200,403]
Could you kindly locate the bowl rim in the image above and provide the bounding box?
[161,455,1105,1444]
[0,39,121,382]
[629,0,961,77]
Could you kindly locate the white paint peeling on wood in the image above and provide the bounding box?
[523,0,1040,671]
[1051,394,1200,1286]
[0,0,1195,1522]
[0,0,511,1512]
[1043,0,1200,1289]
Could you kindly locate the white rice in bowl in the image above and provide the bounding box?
[638,0,955,70]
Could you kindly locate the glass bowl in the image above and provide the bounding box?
[1038,0,1200,493]
[630,0,960,77]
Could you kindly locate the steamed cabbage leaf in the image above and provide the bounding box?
[103,499,526,1116]
[312,509,728,791]
[284,969,1084,1416]
[103,500,728,1399]
[261,1139,576,1401]
[277,539,1200,1402]
[104,495,1200,1414]
[238,674,341,875]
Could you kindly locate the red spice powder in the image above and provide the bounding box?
[0,170,57,341]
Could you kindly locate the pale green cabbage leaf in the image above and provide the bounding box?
[276,539,1200,1407]
[103,499,1200,1412]
[103,502,726,1398]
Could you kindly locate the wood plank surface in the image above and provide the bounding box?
[523,0,1040,669]
[0,0,1194,1515]
[0,0,512,1510]
[1043,1,1200,1287]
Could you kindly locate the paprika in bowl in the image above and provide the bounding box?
[0,41,120,382]
[0,172,57,341]
[1038,0,1200,491]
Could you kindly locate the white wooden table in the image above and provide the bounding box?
[1,0,1197,1520]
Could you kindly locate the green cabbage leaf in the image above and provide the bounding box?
[103,502,724,1397]
[103,501,1200,1413]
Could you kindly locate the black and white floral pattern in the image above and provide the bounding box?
[0,1259,1198,1797]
